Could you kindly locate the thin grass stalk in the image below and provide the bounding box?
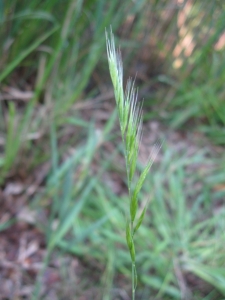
[106,28,159,299]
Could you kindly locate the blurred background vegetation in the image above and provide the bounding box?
[1,1,225,299]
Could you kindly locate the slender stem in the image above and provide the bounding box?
[131,220,135,300]
[132,261,136,300]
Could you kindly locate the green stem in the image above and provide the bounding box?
[131,220,136,300]
[132,261,136,300]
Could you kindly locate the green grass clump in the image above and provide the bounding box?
[106,29,160,299]
[0,0,132,183]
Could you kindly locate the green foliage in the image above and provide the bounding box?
[1,1,225,299]
[143,1,225,146]
[0,0,129,181]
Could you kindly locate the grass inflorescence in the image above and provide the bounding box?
[106,28,160,299]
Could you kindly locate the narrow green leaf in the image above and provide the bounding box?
[130,161,151,221]
[130,241,135,262]
[130,194,138,222]
[126,221,135,262]
[126,221,132,249]
[47,146,84,186]
[135,161,152,196]
[48,178,96,251]
[131,143,161,207]
[134,204,148,234]
[0,24,59,81]
[128,141,138,181]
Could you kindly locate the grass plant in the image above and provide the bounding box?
[0,0,130,183]
[1,1,225,299]
[106,29,160,299]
